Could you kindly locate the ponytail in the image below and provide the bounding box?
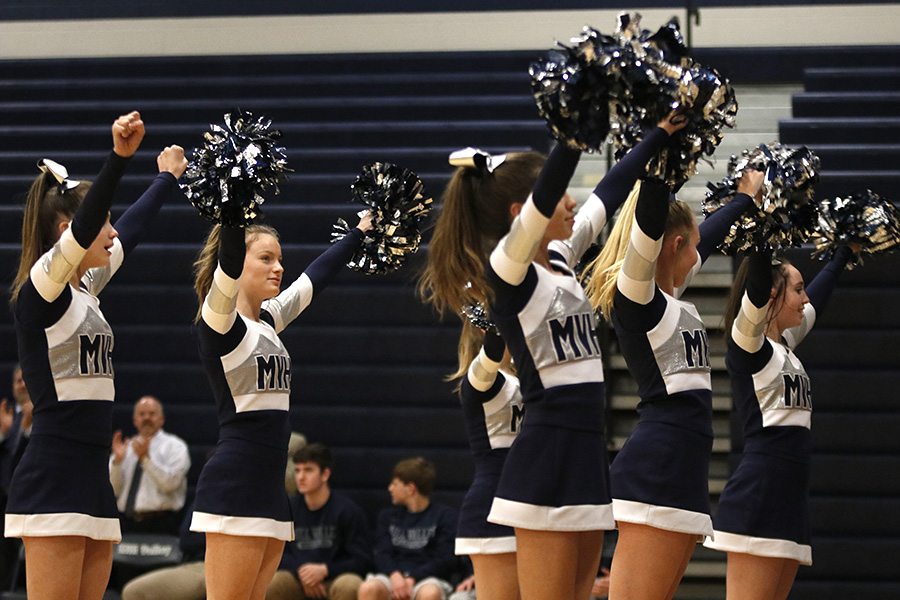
[584,181,697,318]
[10,171,89,305]
[418,152,545,318]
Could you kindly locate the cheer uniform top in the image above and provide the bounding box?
[191,226,363,541]
[6,154,181,540]
[609,180,755,536]
[456,330,523,554]
[703,247,851,564]
[485,128,675,531]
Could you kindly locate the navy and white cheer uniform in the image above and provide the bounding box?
[6,153,181,540]
[191,226,363,541]
[609,180,754,536]
[485,129,675,531]
[456,330,523,554]
[704,247,851,564]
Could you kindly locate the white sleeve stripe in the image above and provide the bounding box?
[580,194,608,236]
[740,293,769,325]
[213,265,241,298]
[59,226,87,266]
[468,349,501,392]
[617,271,655,305]
[621,242,656,283]
[519,197,550,238]
[629,222,662,262]
[732,326,765,354]
[490,247,532,287]
[30,228,84,302]
[201,300,237,335]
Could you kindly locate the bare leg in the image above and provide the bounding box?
[249,537,286,600]
[574,531,605,600]
[608,522,696,600]
[663,537,696,600]
[205,532,276,600]
[516,528,603,600]
[471,553,520,600]
[80,538,115,600]
[773,560,799,600]
[23,536,87,600]
[725,552,798,600]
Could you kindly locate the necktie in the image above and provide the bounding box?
[124,459,143,518]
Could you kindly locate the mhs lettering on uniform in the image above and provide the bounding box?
[681,329,710,368]
[511,404,525,433]
[783,374,812,410]
[256,355,291,391]
[549,313,601,362]
[79,333,113,376]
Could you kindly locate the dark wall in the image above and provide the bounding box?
[1,0,897,21]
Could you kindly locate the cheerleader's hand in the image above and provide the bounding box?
[737,169,765,204]
[356,211,375,233]
[112,111,145,158]
[659,109,690,135]
[158,145,188,179]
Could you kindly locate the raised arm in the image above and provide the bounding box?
[489,144,581,285]
[115,145,188,255]
[262,216,370,333]
[86,146,188,295]
[783,245,854,348]
[29,112,143,303]
[698,169,764,263]
[201,226,245,336]
[559,127,673,263]
[465,328,505,392]
[616,179,670,307]
[731,250,774,355]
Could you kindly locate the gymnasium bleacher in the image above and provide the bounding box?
[2,4,900,599]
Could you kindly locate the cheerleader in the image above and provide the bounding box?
[584,157,763,600]
[419,112,686,600]
[454,324,522,600]
[704,241,857,600]
[190,211,372,600]
[6,112,187,600]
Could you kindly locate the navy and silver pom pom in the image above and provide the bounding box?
[703,142,821,254]
[181,110,290,226]
[811,190,900,268]
[529,26,626,152]
[610,14,737,187]
[331,163,433,275]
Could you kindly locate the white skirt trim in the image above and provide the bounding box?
[455,535,517,555]
[488,497,615,532]
[5,512,121,541]
[190,511,294,541]
[703,530,812,565]
[613,499,713,536]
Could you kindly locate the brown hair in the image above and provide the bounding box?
[723,256,791,340]
[418,152,545,319]
[392,456,437,497]
[10,172,91,305]
[584,181,696,317]
[192,223,280,321]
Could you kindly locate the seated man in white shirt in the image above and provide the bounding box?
[110,395,191,535]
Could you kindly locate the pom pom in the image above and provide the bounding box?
[703,142,821,254]
[811,190,900,268]
[181,110,290,226]
[331,163,433,275]
[529,26,625,152]
[461,300,495,331]
[609,14,738,187]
